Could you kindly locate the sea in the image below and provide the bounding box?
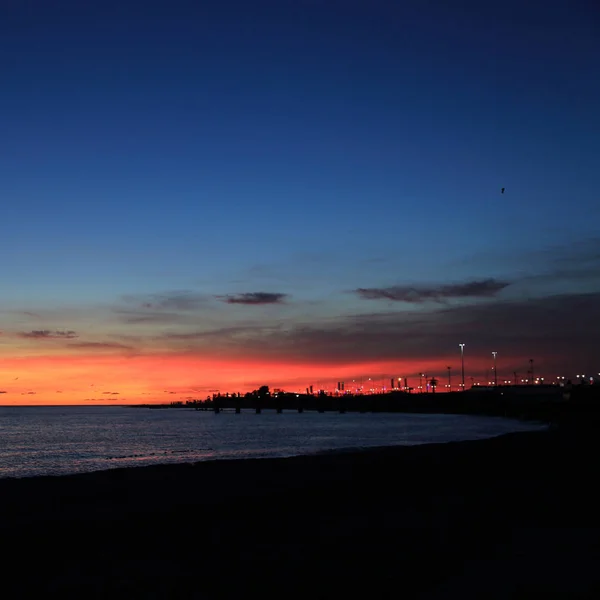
[0,406,545,479]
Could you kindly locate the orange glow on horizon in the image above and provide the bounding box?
[0,351,562,405]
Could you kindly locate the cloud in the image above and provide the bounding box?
[552,237,600,267]
[453,236,600,285]
[355,278,509,303]
[520,238,600,287]
[168,292,598,375]
[102,391,120,395]
[219,292,288,305]
[122,291,209,312]
[19,330,78,339]
[83,397,124,402]
[70,342,135,351]
[114,310,188,325]
[113,291,214,326]
[158,324,277,342]
[0,390,6,394]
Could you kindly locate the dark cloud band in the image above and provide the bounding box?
[356,278,509,303]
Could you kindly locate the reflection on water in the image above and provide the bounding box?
[0,406,544,479]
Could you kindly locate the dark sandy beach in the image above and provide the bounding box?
[1,421,599,599]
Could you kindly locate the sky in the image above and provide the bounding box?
[1,0,599,404]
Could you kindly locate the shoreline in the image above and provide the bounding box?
[1,427,557,532]
[0,412,548,482]
[3,393,600,594]
[2,424,599,597]
[0,423,547,482]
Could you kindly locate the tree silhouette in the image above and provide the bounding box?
[257,385,270,398]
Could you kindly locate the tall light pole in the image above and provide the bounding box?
[459,344,465,390]
[492,351,497,387]
[447,366,451,392]
[529,358,534,385]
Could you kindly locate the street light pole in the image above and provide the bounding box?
[447,366,451,392]
[459,344,465,390]
[529,358,534,385]
[492,351,497,387]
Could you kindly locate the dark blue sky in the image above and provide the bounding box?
[1,0,599,394]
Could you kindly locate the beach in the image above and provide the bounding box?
[1,419,599,599]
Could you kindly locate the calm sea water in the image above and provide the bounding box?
[0,406,544,479]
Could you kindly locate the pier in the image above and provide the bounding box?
[191,385,600,424]
[138,384,600,424]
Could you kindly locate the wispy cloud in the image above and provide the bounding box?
[552,237,600,267]
[113,291,214,325]
[83,397,124,402]
[355,278,509,303]
[19,330,78,339]
[122,291,210,312]
[70,342,135,351]
[219,292,288,305]
[451,236,600,285]
[520,237,600,287]
[113,310,189,325]
[23,311,41,319]
[158,324,279,342]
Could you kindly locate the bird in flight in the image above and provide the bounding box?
[501,187,505,194]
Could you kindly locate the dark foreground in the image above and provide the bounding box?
[1,422,599,598]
